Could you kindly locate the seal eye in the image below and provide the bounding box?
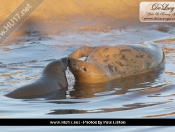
[83,67,87,72]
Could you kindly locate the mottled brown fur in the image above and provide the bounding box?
[68,42,165,83]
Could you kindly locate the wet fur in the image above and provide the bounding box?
[68,42,165,83]
[5,58,68,99]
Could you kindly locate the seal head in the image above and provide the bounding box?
[68,44,165,83]
[69,58,109,83]
[5,57,68,99]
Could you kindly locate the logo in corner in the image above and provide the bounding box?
[140,2,175,22]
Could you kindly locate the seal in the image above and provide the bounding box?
[5,57,68,99]
[70,68,164,98]
[68,42,165,83]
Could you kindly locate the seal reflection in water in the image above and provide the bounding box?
[69,68,164,99]
[68,42,165,83]
[47,68,164,115]
[5,57,68,99]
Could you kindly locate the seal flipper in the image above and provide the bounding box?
[69,46,93,59]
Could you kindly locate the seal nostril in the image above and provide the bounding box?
[83,67,87,71]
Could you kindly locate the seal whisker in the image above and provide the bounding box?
[89,57,97,62]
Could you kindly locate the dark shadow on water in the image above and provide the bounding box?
[48,102,165,115]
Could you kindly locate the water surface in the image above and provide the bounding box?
[1,0,175,131]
